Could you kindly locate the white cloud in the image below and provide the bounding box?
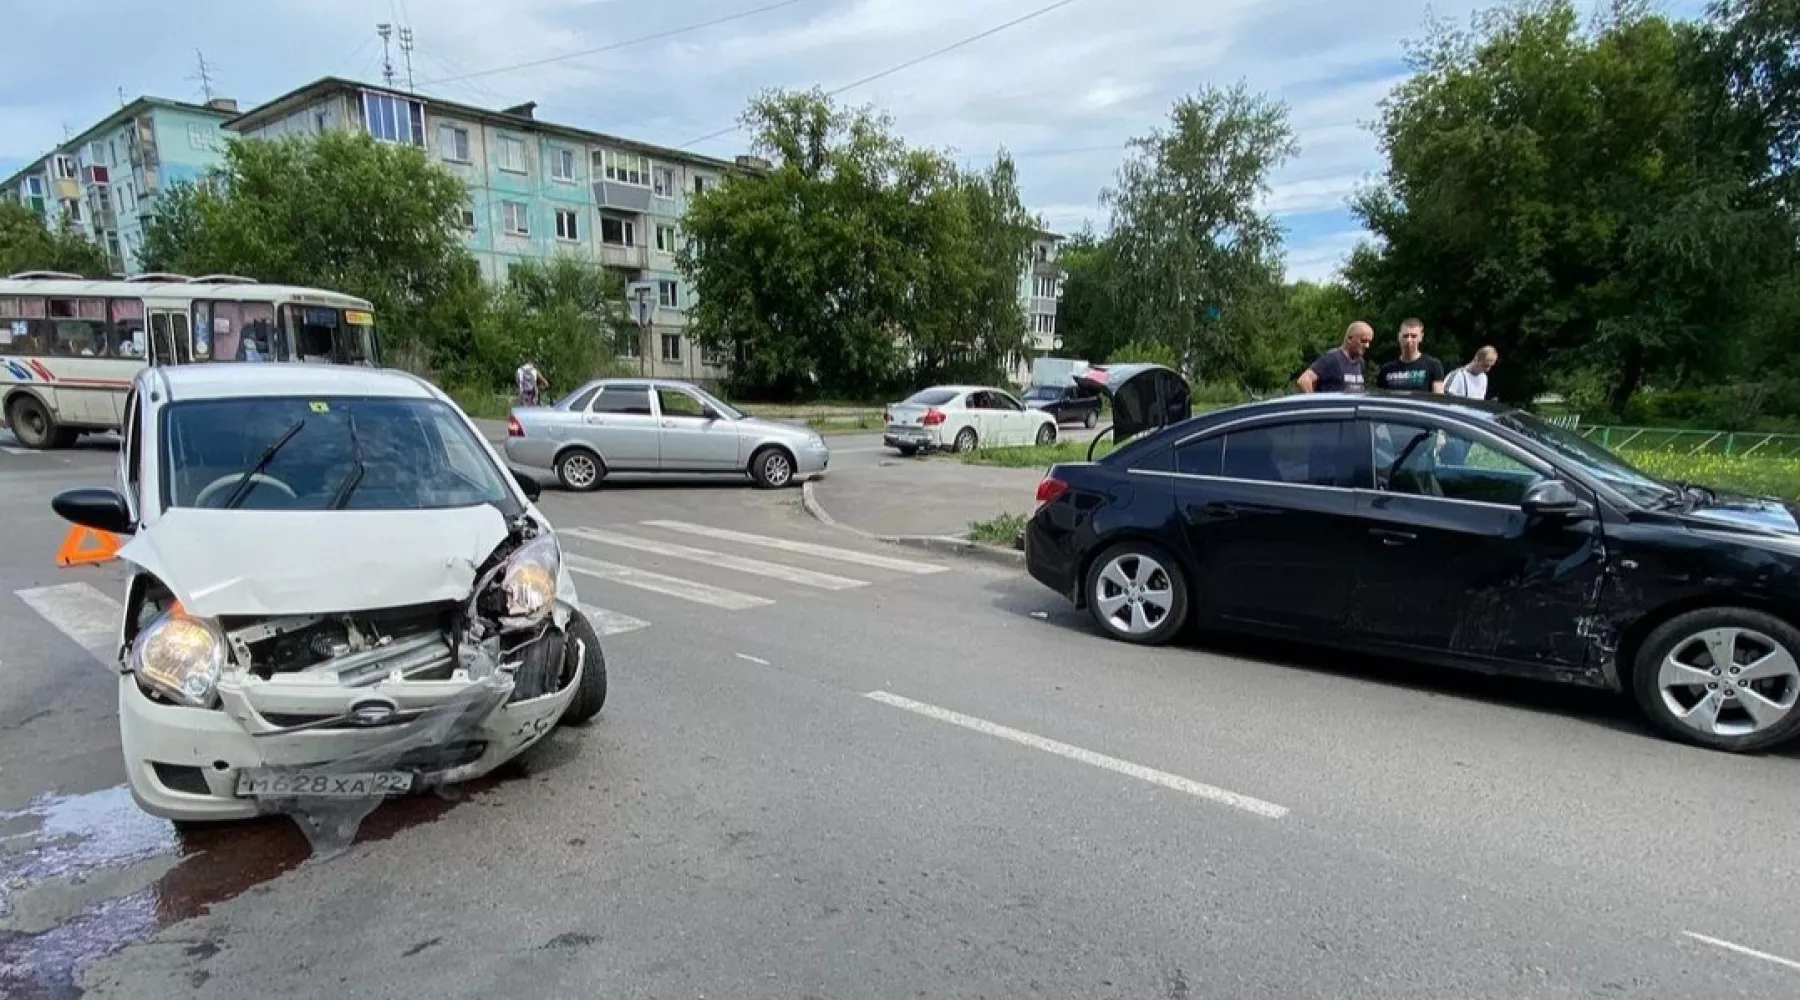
[1284,229,1370,282]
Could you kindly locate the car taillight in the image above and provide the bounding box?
[507,415,523,437]
[1036,474,1070,506]
[922,408,946,426]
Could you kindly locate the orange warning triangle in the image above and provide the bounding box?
[56,525,122,567]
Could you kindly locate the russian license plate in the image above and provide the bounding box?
[235,769,415,798]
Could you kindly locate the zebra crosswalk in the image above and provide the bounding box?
[7,519,949,666]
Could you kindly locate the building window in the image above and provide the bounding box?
[359,91,426,147]
[439,125,471,162]
[600,214,635,246]
[502,201,529,235]
[599,150,649,186]
[654,224,677,252]
[692,175,708,195]
[1034,313,1055,334]
[616,329,641,358]
[658,280,678,308]
[1034,276,1058,298]
[53,156,76,180]
[459,203,477,231]
[661,333,682,363]
[555,209,579,241]
[653,166,675,198]
[498,135,527,173]
[551,148,576,182]
[314,110,329,134]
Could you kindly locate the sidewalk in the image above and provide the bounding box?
[808,457,1047,539]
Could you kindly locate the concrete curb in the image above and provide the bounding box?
[800,481,1026,568]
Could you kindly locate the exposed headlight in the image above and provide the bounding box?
[500,534,561,622]
[130,611,228,708]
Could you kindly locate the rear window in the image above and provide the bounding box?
[903,389,959,406]
[592,386,653,415]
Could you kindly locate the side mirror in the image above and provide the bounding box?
[512,470,542,502]
[51,487,136,536]
[1522,479,1593,519]
[701,406,722,421]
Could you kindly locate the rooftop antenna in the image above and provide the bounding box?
[377,24,396,87]
[189,49,216,102]
[399,27,416,90]
[116,86,127,106]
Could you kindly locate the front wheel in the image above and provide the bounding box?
[1083,410,1098,429]
[750,446,795,489]
[1631,607,1800,753]
[1035,423,1057,447]
[559,611,608,727]
[1084,542,1189,646]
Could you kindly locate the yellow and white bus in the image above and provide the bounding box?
[0,271,382,449]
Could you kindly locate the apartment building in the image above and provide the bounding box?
[0,96,239,275]
[225,77,749,382]
[1013,230,1066,383]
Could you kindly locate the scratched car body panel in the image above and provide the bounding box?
[1025,391,1800,753]
[50,363,608,847]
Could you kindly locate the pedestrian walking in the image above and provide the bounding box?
[516,359,548,407]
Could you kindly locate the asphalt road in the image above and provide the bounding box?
[2,432,1798,999]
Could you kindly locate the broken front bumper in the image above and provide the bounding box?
[117,648,581,823]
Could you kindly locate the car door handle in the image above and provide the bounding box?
[1370,528,1416,545]
[1200,502,1237,520]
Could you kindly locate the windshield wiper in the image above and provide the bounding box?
[329,412,365,510]
[221,420,306,509]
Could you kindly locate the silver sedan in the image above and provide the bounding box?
[503,378,830,491]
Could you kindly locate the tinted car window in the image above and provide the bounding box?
[904,389,960,406]
[1372,420,1544,505]
[1219,421,1343,487]
[591,386,653,415]
[564,385,600,411]
[1023,386,1061,401]
[1176,436,1222,477]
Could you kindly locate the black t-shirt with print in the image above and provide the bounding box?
[1376,355,1445,393]
[1306,348,1366,393]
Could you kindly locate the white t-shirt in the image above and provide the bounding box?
[1445,366,1488,400]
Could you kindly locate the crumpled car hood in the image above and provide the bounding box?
[118,505,512,617]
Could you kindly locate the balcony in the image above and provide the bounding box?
[593,180,652,213]
[1031,297,1058,317]
[599,243,647,269]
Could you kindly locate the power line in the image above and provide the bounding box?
[677,0,1094,150]
[412,0,820,88]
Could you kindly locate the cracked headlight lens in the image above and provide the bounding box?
[131,611,227,708]
[501,534,561,622]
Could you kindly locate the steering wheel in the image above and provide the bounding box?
[194,472,298,508]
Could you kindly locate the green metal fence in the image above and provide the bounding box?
[1576,423,1800,458]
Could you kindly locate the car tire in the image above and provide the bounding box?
[1083,541,1189,646]
[1083,410,1098,429]
[750,446,795,489]
[1035,423,1057,447]
[953,427,979,453]
[559,610,608,727]
[555,449,605,492]
[1630,607,1800,753]
[7,394,61,450]
[896,445,920,457]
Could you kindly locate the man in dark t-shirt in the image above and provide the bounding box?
[1376,318,1445,393]
[1296,321,1373,393]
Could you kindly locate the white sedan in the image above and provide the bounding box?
[48,363,606,829]
[881,385,1059,455]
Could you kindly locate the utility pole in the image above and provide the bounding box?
[190,49,215,102]
[399,27,415,90]
[377,24,395,87]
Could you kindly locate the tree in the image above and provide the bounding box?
[678,88,1035,400]
[0,202,109,277]
[1102,83,1299,385]
[1346,0,1793,410]
[461,255,627,395]
[139,130,481,375]
[1054,227,1126,363]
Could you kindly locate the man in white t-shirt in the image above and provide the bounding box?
[1445,346,1498,400]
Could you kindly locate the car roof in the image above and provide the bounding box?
[143,364,440,404]
[1249,389,1519,419]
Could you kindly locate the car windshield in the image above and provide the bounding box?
[1495,410,1679,507]
[903,388,960,406]
[161,396,517,512]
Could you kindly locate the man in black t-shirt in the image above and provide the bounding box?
[1376,318,1445,393]
[1295,321,1373,393]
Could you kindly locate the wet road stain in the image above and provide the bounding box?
[0,774,512,1000]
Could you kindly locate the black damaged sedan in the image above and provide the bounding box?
[1025,391,1800,753]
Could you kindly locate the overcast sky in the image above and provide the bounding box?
[0,0,1708,282]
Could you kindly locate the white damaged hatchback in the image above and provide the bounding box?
[50,364,606,842]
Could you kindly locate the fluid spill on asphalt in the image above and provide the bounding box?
[0,773,511,1000]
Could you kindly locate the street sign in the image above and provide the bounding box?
[625,281,656,329]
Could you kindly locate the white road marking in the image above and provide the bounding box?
[578,603,650,637]
[16,582,123,669]
[563,528,868,591]
[1683,932,1800,973]
[642,520,946,574]
[735,653,770,666]
[565,553,773,610]
[1,447,30,456]
[864,691,1290,820]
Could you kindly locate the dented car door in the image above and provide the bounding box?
[1348,413,1608,670]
